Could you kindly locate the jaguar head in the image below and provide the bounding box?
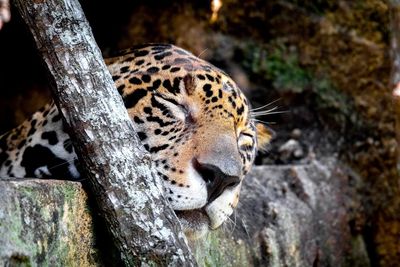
[108,44,273,238]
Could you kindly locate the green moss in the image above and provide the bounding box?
[242,42,356,128]
[1,192,36,264]
[191,230,254,267]
[59,183,79,203]
[242,43,310,93]
[47,184,78,265]
[203,234,225,267]
[0,182,97,266]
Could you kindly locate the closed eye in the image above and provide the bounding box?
[153,93,191,122]
[240,132,253,138]
[154,92,181,107]
[238,132,255,149]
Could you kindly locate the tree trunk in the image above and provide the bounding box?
[13,0,196,266]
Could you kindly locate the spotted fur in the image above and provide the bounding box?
[0,44,272,233]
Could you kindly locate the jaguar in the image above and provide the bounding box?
[0,44,273,237]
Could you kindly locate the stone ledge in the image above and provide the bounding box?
[191,158,369,267]
[0,179,99,266]
[0,158,369,266]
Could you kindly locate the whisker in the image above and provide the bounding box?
[225,214,235,224]
[255,105,279,113]
[251,106,279,115]
[42,157,86,181]
[250,98,281,111]
[240,217,251,240]
[47,158,77,171]
[197,48,208,59]
[251,110,290,117]
[230,209,238,235]
[253,119,277,124]
[223,214,236,234]
[260,110,289,115]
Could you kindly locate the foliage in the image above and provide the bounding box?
[243,43,309,93]
[241,42,355,128]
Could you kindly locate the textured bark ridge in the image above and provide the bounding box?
[0,159,369,266]
[12,0,195,266]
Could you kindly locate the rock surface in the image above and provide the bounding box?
[0,158,369,266]
[0,179,99,266]
[193,158,369,267]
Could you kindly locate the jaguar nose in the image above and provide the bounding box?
[193,158,241,203]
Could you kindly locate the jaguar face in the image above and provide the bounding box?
[107,44,273,237]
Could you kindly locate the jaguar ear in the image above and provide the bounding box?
[256,123,274,151]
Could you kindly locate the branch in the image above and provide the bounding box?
[13,0,196,265]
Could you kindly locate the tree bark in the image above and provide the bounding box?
[13,0,196,266]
